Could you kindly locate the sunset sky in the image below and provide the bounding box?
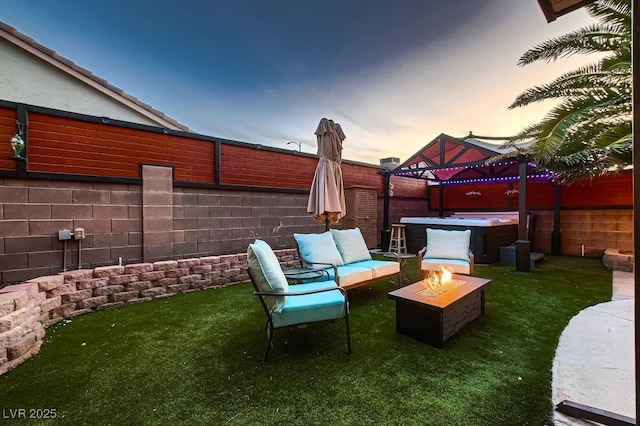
[1,1,596,164]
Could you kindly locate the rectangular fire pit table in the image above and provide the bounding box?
[387,275,491,347]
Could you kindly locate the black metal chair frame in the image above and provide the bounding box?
[248,268,351,361]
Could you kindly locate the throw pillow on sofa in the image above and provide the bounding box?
[330,228,372,264]
[294,231,344,268]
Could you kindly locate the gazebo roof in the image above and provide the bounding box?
[389,133,552,185]
[536,0,596,22]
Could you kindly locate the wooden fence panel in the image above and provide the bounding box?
[27,113,215,182]
[220,144,317,190]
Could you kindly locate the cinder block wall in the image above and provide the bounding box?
[0,178,144,284]
[0,176,325,284]
[529,209,633,255]
[0,248,299,375]
[172,187,319,256]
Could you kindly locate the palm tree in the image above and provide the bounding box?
[505,0,631,182]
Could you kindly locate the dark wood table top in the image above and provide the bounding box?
[388,275,491,312]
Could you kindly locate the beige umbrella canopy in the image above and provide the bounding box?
[307,118,346,229]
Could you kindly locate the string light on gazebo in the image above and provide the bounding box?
[443,172,554,185]
[403,160,524,173]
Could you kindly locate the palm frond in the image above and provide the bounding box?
[601,49,631,69]
[509,66,629,108]
[517,24,628,66]
[586,0,631,29]
[508,0,631,182]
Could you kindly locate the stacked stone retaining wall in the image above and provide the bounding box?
[602,248,635,273]
[0,248,299,375]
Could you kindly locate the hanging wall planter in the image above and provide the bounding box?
[10,134,24,159]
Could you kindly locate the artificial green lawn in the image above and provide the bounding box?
[0,256,611,425]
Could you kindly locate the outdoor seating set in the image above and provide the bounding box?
[247,227,478,360]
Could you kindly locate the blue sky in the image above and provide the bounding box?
[1,1,595,164]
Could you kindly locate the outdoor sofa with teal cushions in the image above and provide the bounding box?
[417,228,474,279]
[293,228,401,290]
[247,239,351,361]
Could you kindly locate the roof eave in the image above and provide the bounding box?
[0,21,190,132]
[536,0,597,23]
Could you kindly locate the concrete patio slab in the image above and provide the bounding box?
[552,271,635,425]
[613,270,635,301]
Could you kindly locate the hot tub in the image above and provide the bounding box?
[400,216,519,264]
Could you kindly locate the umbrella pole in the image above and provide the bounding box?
[325,215,329,231]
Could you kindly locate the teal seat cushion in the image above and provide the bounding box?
[349,259,400,279]
[271,281,346,328]
[298,261,398,286]
[323,265,373,287]
[247,239,289,312]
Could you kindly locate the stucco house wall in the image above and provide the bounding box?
[0,39,162,127]
[0,21,188,131]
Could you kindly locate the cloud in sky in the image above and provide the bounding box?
[0,0,597,164]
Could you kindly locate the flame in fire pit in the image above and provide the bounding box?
[417,266,465,297]
[425,265,453,289]
[440,265,452,283]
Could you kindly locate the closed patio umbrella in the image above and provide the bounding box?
[307,118,346,230]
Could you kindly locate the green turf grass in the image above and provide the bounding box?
[0,256,611,425]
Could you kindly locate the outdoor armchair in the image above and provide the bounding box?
[247,239,351,361]
[417,228,474,279]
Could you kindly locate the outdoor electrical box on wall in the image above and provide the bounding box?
[58,229,72,241]
[58,228,86,271]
